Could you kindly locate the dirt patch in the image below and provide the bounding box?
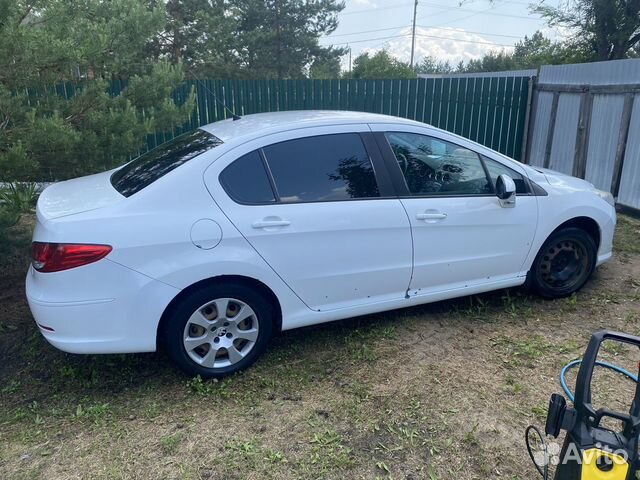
[1,215,639,479]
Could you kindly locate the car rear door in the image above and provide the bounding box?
[370,123,538,296]
[204,126,413,312]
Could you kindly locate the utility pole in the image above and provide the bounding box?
[348,46,352,76]
[410,0,418,68]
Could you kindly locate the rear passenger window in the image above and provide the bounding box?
[482,156,529,194]
[263,134,379,203]
[220,151,276,204]
[111,129,223,197]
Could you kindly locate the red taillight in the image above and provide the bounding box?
[31,242,112,273]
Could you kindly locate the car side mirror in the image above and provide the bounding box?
[496,174,516,208]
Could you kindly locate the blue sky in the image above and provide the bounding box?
[319,0,565,68]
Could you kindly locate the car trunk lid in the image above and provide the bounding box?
[37,170,124,220]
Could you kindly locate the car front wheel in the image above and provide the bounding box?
[164,283,273,379]
[530,227,597,299]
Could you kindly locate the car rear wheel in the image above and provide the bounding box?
[530,227,597,299]
[164,283,273,379]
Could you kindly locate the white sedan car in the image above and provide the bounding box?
[26,111,616,378]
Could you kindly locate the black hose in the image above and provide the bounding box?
[525,425,549,480]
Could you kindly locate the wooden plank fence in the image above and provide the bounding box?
[525,59,640,211]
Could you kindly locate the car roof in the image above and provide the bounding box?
[198,110,423,143]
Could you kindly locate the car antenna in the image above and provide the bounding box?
[188,70,241,121]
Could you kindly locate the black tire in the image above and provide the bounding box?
[529,227,597,299]
[164,282,273,379]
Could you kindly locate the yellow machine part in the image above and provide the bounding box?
[581,448,629,480]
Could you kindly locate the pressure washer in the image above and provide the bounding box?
[526,330,640,480]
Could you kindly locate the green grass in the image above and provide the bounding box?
[307,428,355,472]
[160,432,184,454]
[0,214,639,479]
[614,215,640,256]
[493,334,553,368]
[74,402,112,424]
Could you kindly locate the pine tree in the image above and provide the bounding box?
[150,0,240,78]
[230,0,346,79]
[0,0,195,181]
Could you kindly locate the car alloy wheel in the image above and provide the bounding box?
[165,283,274,378]
[183,298,259,369]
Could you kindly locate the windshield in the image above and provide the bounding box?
[111,129,223,197]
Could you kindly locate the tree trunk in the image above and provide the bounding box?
[610,41,628,59]
[594,22,612,59]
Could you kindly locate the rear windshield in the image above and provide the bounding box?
[111,129,223,197]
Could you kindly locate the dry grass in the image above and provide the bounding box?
[1,215,639,480]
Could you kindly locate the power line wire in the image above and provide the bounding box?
[417,4,495,26]
[325,24,412,38]
[339,0,541,21]
[367,31,410,51]
[414,32,512,47]
[340,2,415,16]
[417,25,522,39]
[491,0,537,6]
[328,1,527,60]
[323,23,522,43]
[322,33,410,46]
[419,2,543,20]
[323,31,512,48]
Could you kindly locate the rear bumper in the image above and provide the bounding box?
[25,259,180,354]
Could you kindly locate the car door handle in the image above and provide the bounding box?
[252,219,291,229]
[416,212,447,220]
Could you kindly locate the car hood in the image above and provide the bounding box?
[532,167,596,191]
[37,170,124,220]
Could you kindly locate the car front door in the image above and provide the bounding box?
[370,124,538,297]
[205,127,413,312]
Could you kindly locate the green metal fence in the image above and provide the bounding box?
[112,77,532,161]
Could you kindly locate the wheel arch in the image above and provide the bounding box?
[525,215,601,293]
[156,274,283,348]
[549,216,601,250]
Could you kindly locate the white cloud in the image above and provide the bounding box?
[363,26,514,66]
[538,25,573,42]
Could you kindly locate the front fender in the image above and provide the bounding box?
[524,191,616,270]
